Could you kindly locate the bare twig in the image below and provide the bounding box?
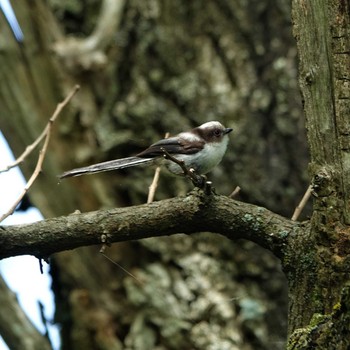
[147,167,162,204]
[229,186,241,198]
[0,127,46,173]
[0,85,80,222]
[147,132,170,203]
[291,185,312,221]
[0,85,80,173]
[100,251,144,286]
[100,231,143,287]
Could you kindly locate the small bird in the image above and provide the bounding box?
[59,121,232,179]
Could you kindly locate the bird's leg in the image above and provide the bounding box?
[160,147,210,190]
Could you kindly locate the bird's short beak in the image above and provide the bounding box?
[224,128,233,135]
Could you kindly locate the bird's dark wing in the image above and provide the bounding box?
[137,137,204,158]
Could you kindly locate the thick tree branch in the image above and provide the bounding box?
[0,189,301,260]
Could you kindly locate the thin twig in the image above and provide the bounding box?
[147,132,170,203]
[0,85,80,173]
[147,167,162,203]
[229,186,241,198]
[0,121,51,222]
[0,128,47,173]
[0,85,80,222]
[100,251,144,286]
[291,185,312,221]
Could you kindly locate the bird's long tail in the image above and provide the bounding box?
[59,157,154,179]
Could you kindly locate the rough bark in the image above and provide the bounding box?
[0,190,298,260]
[1,188,295,349]
[3,0,348,349]
[286,0,350,347]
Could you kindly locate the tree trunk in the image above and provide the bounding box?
[285,0,350,347]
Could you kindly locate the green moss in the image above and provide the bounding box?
[287,313,328,349]
[309,313,327,327]
[332,301,341,312]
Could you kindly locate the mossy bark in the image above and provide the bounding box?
[1,0,348,349]
[286,0,350,347]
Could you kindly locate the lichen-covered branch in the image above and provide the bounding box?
[0,189,300,260]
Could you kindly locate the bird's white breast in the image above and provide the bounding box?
[165,134,229,175]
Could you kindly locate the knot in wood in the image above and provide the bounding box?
[311,167,334,197]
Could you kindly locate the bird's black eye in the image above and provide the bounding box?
[213,128,222,137]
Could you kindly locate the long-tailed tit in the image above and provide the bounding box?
[60,121,232,179]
